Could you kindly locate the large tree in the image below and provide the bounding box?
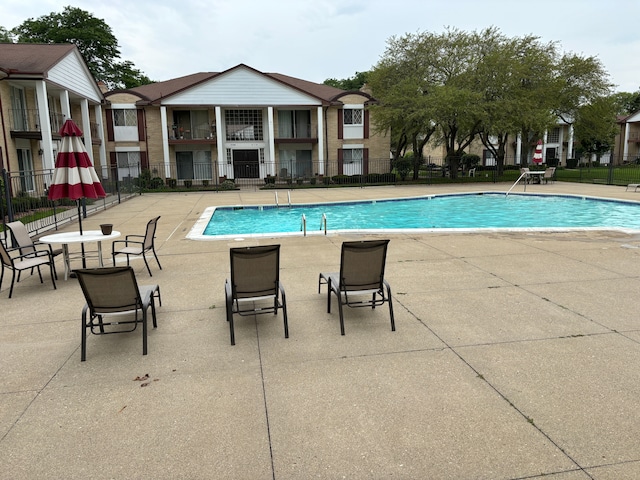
[324,71,369,91]
[368,27,613,177]
[10,6,152,89]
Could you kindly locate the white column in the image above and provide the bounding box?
[80,99,93,162]
[515,134,522,165]
[567,125,574,162]
[543,131,548,163]
[623,123,630,161]
[94,104,107,178]
[215,106,225,179]
[317,106,324,175]
[267,107,275,177]
[160,106,171,178]
[35,81,55,170]
[557,127,564,163]
[59,90,71,119]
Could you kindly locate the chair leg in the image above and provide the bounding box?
[152,248,162,270]
[142,310,148,355]
[8,270,17,298]
[142,253,152,276]
[386,283,395,332]
[49,262,57,291]
[280,286,289,339]
[81,307,89,361]
[337,291,346,336]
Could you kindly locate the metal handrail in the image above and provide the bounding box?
[506,172,529,196]
[275,191,278,206]
[287,190,291,206]
[320,213,327,235]
[301,214,307,236]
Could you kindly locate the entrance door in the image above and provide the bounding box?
[233,149,259,178]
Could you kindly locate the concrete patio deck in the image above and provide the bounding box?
[2,182,640,479]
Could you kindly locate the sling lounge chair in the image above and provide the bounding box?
[7,221,62,279]
[318,239,395,335]
[0,238,57,298]
[225,244,289,345]
[112,216,162,276]
[75,266,161,361]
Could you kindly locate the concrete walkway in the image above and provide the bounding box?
[2,182,640,479]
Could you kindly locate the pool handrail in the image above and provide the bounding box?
[506,172,529,196]
[320,213,327,235]
[301,214,307,236]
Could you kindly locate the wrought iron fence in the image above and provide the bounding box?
[1,164,140,238]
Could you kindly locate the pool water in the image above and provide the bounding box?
[199,193,640,238]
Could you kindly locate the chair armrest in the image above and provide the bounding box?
[125,234,145,241]
[112,239,144,249]
[16,249,52,262]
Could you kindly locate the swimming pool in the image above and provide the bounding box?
[188,192,640,240]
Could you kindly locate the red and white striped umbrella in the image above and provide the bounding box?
[532,140,544,164]
[48,119,106,200]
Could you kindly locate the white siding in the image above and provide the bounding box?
[48,51,102,103]
[162,67,321,106]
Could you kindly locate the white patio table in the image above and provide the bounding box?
[39,230,121,280]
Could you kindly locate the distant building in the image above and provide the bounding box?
[103,64,390,185]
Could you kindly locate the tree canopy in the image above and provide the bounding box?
[324,71,369,91]
[7,6,152,89]
[368,27,613,176]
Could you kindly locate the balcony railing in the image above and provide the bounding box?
[628,131,640,143]
[168,123,216,141]
[275,124,318,143]
[8,109,87,137]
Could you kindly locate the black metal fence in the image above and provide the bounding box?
[1,165,140,237]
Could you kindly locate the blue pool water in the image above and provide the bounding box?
[199,193,640,238]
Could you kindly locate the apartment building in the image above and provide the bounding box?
[0,43,105,187]
[103,64,390,184]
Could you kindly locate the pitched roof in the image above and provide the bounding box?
[0,43,77,76]
[110,64,356,105]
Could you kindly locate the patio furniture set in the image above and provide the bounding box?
[1,218,395,361]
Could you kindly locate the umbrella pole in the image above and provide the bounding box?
[77,200,87,268]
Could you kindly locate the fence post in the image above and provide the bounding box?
[2,168,14,223]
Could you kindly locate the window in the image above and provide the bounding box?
[547,127,560,144]
[278,110,311,138]
[225,109,263,141]
[115,151,141,181]
[342,147,363,175]
[113,109,138,127]
[343,108,363,125]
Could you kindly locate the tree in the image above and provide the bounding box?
[324,71,369,91]
[369,27,613,177]
[0,26,13,42]
[573,96,618,165]
[10,6,152,89]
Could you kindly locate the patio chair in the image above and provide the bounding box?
[112,216,162,276]
[543,167,556,184]
[225,244,289,345]
[0,237,57,298]
[520,167,531,184]
[7,221,62,279]
[318,239,395,335]
[75,266,162,361]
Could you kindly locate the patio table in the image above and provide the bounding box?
[40,230,120,280]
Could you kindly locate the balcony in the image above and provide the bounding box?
[9,109,62,139]
[168,123,216,145]
[274,123,318,144]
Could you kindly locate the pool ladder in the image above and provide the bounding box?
[275,190,292,207]
[506,172,529,196]
[300,213,327,236]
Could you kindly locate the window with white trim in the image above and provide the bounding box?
[344,108,363,125]
[547,127,560,144]
[115,151,141,181]
[342,147,363,175]
[113,109,138,127]
[225,109,263,141]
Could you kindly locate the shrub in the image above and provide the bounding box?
[220,180,236,190]
[166,178,177,188]
[264,175,276,185]
[184,180,192,188]
[150,177,164,189]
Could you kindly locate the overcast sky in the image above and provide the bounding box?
[2,0,639,92]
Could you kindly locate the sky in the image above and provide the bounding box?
[1,0,639,92]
